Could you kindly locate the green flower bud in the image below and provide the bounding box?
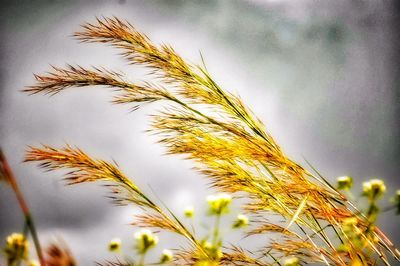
[134,229,158,254]
[207,193,232,215]
[4,233,29,263]
[160,249,173,263]
[232,214,249,228]
[337,176,353,190]
[363,179,386,200]
[108,238,121,252]
[184,206,194,218]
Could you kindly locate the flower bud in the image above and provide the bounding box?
[160,249,173,263]
[232,214,249,228]
[29,260,40,266]
[134,229,158,254]
[337,176,353,190]
[184,206,194,218]
[108,238,121,252]
[363,179,386,200]
[207,193,232,215]
[4,233,29,263]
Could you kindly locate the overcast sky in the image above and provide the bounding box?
[0,0,399,264]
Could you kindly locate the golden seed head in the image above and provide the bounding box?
[337,176,353,190]
[160,249,173,263]
[4,233,29,262]
[184,205,194,218]
[283,257,300,266]
[134,229,158,254]
[363,179,386,200]
[207,193,232,215]
[108,238,121,252]
[233,214,249,228]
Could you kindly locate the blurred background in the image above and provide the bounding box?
[0,0,399,264]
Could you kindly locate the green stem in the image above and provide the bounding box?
[16,221,29,266]
[138,252,146,266]
[212,214,221,247]
[0,149,46,266]
[26,213,44,264]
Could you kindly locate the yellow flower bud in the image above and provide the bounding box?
[207,193,232,215]
[337,176,353,190]
[160,249,173,263]
[134,229,158,254]
[202,241,222,260]
[232,214,249,228]
[29,260,40,266]
[363,179,386,200]
[184,206,194,218]
[4,233,29,263]
[108,238,121,252]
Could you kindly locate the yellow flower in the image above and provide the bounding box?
[160,249,173,263]
[3,233,29,263]
[134,229,158,254]
[337,176,353,190]
[202,241,222,260]
[108,238,121,252]
[29,259,40,266]
[184,206,194,218]
[232,214,249,228]
[283,257,300,266]
[363,179,386,200]
[207,193,232,215]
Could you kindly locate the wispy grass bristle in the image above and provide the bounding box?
[18,16,400,265]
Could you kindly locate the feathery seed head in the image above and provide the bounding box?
[23,16,400,265]
[45,242,76,266]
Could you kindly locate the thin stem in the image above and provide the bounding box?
[16,221,29,266]
[0,149,46,266]
[212,214,221,247]
[138,252,146,266]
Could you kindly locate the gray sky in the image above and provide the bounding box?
[1,0,399,264]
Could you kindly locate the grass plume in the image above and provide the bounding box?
[20,16,400,265]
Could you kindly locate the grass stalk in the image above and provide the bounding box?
[0,149,46,266]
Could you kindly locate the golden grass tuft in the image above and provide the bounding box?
[21,17,400,265]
